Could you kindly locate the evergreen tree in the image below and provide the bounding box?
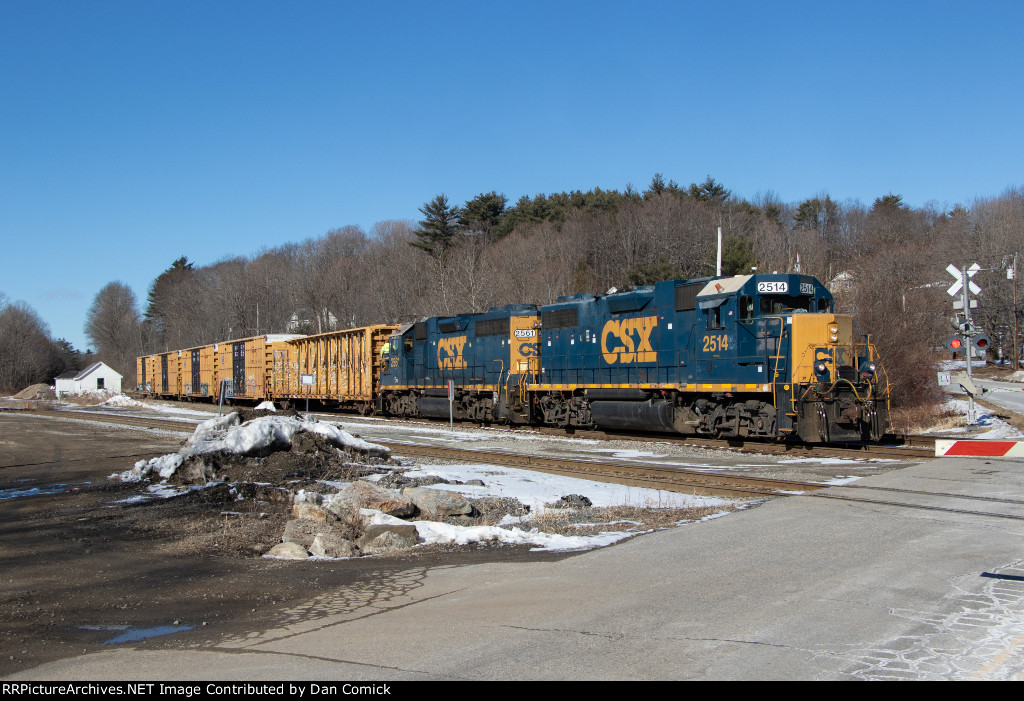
[643,173,681,200]
[793,196,839,230]
[872,193,906,212]
[145,257,194,345]
[411,194,462,257]
[720,235,759,275]
[460,191,507,239]
[624,255,683,286]
[688,176,731,204]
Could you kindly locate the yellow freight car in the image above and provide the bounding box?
[213,334,303,402]
[150,351,182,397]
[181,344,218,398]
[136,355,156,394]
[279,325,396,413]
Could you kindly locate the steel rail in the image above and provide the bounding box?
[13,408,1019,519]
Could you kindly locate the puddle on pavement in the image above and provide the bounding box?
[79,624,196,644]
[0,482,90,500]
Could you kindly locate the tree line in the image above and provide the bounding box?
[6,174,1024,416]
[0,292,90,392]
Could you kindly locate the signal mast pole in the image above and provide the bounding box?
[1014,254,1019,371]
[961,265,977,425]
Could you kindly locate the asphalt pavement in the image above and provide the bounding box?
[9,450,1024,680]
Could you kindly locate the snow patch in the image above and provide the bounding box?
[115,414,389,483]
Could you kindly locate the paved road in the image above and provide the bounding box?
[974,377,1024,415]
[9,453,1024,680]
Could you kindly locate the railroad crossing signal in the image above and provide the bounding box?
[945,262,984,426]
[947,263,981,297]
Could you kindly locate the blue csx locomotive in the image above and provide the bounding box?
[379,273,890,442]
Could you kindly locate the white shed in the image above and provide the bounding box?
[54,362,123,397]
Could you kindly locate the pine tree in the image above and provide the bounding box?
[411,194,462,257]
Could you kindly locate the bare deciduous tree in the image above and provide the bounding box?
[84,282,144,377]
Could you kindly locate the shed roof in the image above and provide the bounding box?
[73,362,122,381]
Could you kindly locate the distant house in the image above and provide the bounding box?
[54,362,123,396]
[286,308,339,334]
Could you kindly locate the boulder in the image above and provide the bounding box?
[324,497,361,523]
[402,487,473,517]
[359,531,417,556]
[264,542,309,559]
[293,501,329,521]
[282,519,323,548]
[332,480,416,519]
[546,494,593,509]
[360,523,419,544]
[310,534,359,559]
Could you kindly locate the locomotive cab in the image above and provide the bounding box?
[734,276,889,442]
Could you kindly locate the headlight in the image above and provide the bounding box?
[816,362,828,374]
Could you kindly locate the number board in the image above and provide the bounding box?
[757,281,787,294]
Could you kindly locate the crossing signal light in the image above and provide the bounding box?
[972,334,991,351]
[945,335,966,353]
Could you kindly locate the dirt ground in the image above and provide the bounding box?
[0,413,575,678]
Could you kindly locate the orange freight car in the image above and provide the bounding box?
[277,325,396,413]
[212,334,303,402]
[149,351,182,397]
[181,344,218,398]
[136,355,156,394]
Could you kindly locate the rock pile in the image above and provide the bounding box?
[266,479,483,560]
[114,410,540,560]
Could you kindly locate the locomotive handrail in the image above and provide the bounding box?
[762,316,788,412]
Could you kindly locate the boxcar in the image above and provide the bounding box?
[278,324,396,413]
[212,334,303,401]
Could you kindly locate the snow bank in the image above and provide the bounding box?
[116,414,389,482]
[359,508,642,552]
[101,395,147,408]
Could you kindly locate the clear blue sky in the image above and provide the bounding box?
[2,0,1021,352]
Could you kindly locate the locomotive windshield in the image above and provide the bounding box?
[758,294,832,315]
[759,295,813,314]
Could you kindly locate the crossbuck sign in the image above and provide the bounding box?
[947,263,981,297]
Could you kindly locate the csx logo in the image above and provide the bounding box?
[601,316,657,364]
[438,336,467,369]
[518,342,539,357]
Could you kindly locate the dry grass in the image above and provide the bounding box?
[889,403,964,435]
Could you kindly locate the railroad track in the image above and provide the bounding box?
[9,407,1018,519]
[8,407,830,498]
[805,484,1024,522]
[6,408,198,433]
